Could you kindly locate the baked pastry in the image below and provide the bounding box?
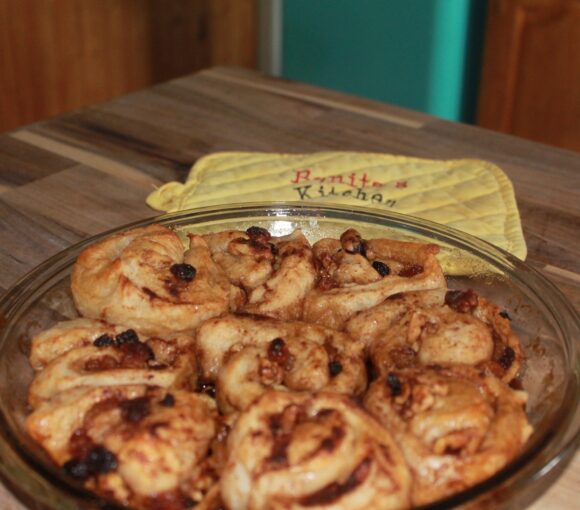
[304,229,446,329]
[345,290,446,350]
[220,390,412,510]
[28,385,218,508]
[195,314,366,414]
[204,227,317,320]
[29,318,195,371]
[24,224,533,509]
[363,366,532,506]
[30,318,127,370]
[359,289,522,383]
[28,329,196,408]
[71,225,242,336]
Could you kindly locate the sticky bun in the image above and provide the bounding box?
[363,366,532,506]
[303,229,446,329]
[204,228,317,320]
[195,314,366,414]
[25,225,532,510]
[71,225,242,336]
[221,391,412,510]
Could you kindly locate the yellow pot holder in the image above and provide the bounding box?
[147,151,526,259]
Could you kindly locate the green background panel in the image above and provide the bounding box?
[282,0,486,122]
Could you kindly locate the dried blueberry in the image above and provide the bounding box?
[387,372,402,397]
[115,329,139,346]
[93,334,114,348]
[372,261,390,277]
[160,393,175,407]
[170,263,197,281]
[328,360,343,377]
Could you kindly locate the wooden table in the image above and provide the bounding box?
[0,67,578,509]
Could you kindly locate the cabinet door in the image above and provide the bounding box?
[477,0,580,151]
[0,0,257,132]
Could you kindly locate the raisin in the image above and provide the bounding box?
[498,346,516,370]
[93,334,114,348]
[85,446,118,474]
[328,360,343,376]
[160,393,175,407]
[268,338,290,366]
[246,226,271,239]
[500,310,511,320]
[63,458,90,480]
[372,261,390,277]
[387,372,402,397]
[170,263,196,281]
[340,229,366,256]
[115,329,139,346]
[270,338,284,352]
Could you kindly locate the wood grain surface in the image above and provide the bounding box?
[0,67,578,509]
[478,0,580,151]
[0,0,257,132]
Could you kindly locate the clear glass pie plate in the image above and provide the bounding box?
[0,202,578,510]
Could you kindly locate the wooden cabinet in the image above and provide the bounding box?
[0,0,257,133]
[477,0,580,152]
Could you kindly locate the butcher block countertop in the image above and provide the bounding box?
[0,67,578,509]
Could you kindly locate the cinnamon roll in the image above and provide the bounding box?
[30,318,126,370]
[363,366,532,506]
[28,331,196,408]
[344,290,446,350]
[195,314,366,414]
[204,227,317,320]
[71,225,241,336]
[29,385,218,508]
[221,391,411,510]
[304,229,446,330]
[29,318,195,371]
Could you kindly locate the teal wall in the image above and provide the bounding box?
[282,0,486,122]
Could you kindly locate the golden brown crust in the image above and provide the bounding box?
[29,385,218,507]
[26,226,533,510]
[71,225,238,336]
[195,314,366,414]
[28,343,196,408]
[304,231,447,330]
[344,290,446,350]
[363,366,532,506]
[221,391,412,510]
[244,230,317,320]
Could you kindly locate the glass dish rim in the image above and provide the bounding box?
[0,200,577,510]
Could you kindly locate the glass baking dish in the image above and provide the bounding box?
[0,202,577,510]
